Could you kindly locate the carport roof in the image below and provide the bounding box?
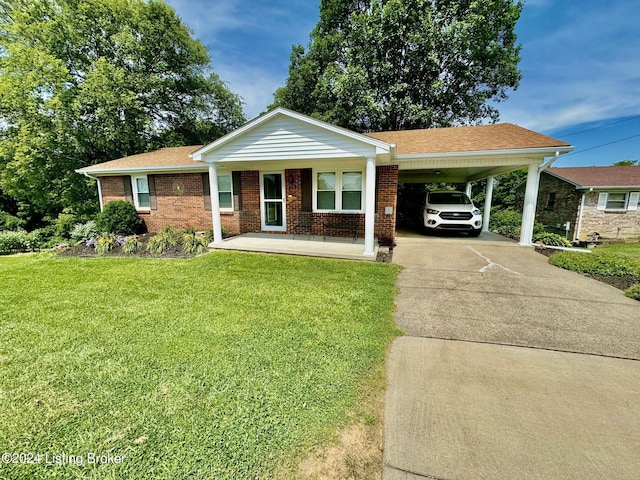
[365,123,570,155]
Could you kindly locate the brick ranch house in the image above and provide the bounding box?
[536,166,640,241]
[77,107,573,257]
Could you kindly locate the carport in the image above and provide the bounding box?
[367,124,574,245]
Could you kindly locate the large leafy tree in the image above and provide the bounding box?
[0,0,245,224]
[272,0,522,132]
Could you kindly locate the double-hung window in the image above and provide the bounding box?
[217,174,233,211]
[597,192,640,211]
[315,171,363,211]
[132,175,150,209]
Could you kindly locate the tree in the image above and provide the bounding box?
[272,0,522,132]
[613,160,639,166]
[0,0,245,226]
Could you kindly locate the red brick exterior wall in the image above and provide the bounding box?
[98,165,400,239]
[375,165,398,239]
[101,176,127,205]
[239,171,261,233]
[100,173,212,232]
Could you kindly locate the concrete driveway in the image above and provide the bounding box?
[384,232,640,480]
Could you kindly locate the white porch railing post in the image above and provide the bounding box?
[363,156,376,256]
[520,163,540,246]
[208,164,223,244]
[482,176,495,232]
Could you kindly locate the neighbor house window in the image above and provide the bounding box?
[218,174,233,210]
[315,170,363,211]
[597,192,640,211]
[545,192,556,209]
[132,175,150,209]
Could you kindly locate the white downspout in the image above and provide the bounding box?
[575,191,587,241]
[83,172,104,211]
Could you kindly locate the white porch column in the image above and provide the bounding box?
[363,156,376,256]
[520,163,541,246]
[465,182,472,198]
[482,176,495,232]
[208,164,223,244]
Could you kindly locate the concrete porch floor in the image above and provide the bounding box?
[209,233,378,261]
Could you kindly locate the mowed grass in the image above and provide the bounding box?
[0,252,400,479]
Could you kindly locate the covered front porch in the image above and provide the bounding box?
[209,233,379,261]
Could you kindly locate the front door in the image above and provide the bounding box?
[261,172,286,232]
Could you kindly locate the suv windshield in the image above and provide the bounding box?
[428,192,471,205]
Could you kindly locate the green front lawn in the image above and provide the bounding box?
[0,252,399,479]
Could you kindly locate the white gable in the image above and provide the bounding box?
[192,108,392,163]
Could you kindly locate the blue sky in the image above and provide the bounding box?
[166,0,640,167]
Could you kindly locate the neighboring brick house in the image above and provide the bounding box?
[78,107,572,256]
[536,166,640,241]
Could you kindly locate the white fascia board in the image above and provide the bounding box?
[577,185,640,190]
[75,164,208,176]
[190,107,392,161]
[396,145,574,160]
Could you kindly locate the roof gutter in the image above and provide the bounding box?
[396,145,573,160]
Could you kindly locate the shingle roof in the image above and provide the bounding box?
[78,145,204,172]
[546,166,640,188]
[365,123,570,155]
[78,122,572,174]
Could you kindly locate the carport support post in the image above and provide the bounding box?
[520,163,540,246]
[482,176,495,232]
[465,182,472,198]
[208,164,223,244]
[363,156,376,256]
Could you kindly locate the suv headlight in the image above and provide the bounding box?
[472,208,481,216]
[426,208,440,214]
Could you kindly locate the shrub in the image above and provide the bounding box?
[182,232,208,255]
[122,236,142,254]
[533,232,572,247]
[96,201,145,235]
[70,221,98,243]
[625,283,640,301]
[29,225,56,249]
[95,233,120,255]
[489,208,521,239]
[54,212,77,238]
[147,227,178,254]
[0,211,25,231]
[0,230,34,255]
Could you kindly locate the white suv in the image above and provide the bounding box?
[423,191,482,236]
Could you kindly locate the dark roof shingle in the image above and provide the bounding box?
[546,166,640,188]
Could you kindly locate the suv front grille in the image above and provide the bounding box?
[439,211,473,220]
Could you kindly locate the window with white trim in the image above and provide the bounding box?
[597,192,640,211]
[315,170,364,212]
[132,175,150,209]
[217,174,233,211]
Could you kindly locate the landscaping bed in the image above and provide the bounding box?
[538,242,640,300]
